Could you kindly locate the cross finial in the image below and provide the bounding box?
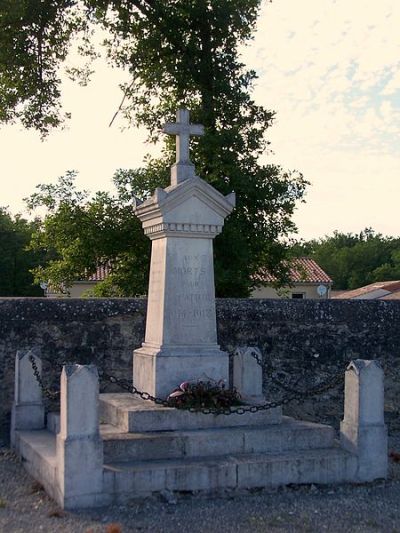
[163,109,204,185]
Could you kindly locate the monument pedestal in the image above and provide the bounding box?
[134,344,229,398]
[133,175,235,398]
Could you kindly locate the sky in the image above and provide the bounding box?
[1,0,399,240]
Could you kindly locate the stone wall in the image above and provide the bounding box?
[1,298,400,439]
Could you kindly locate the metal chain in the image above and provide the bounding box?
[28,354,60,400]
[28,352,345,416]
[230,348,345,398]
[264,362,344,396]
[249,348,263,366]
[229,348,262,366]
[98,367,344,416]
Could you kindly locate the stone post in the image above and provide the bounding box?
[56,364,104,509]
[11,350,45,447]
[232,347,265,405]
[340,359,388,481]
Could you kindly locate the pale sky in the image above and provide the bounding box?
[1,0,399,240]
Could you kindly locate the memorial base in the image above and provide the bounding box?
[133,343,229,399]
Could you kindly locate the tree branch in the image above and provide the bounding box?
[109,79,135,127]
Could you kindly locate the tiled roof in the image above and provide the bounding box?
[332,280,400,300]
[381,291,400,300]
[80,264,111,282]
[254,257,333,284]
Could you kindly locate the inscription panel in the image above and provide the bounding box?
[165,239,217,345]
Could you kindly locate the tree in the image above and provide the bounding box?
[0,207,46,296]
[293,229,400,290]
[3,1,308,296]
[26,171,150,296]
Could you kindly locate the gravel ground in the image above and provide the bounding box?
[1,433,400,533]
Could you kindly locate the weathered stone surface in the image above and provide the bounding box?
[233,346,264,403]
[1,298,400,438]
[340,360,388,481]
[103,447,357,499]
[99,393,281,433]
[56,364,104,508]
[100,417,335,463]
[0,298,146,440]
[11,350,45,446]
[133,174,235,397]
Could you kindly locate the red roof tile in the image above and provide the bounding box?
[80,264,111,282]
[254,257,333,284]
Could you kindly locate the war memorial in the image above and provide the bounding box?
[9,110,387,509]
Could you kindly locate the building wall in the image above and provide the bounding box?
[68,282,97,298]
[251,283,331,299]
[1,298,399,439]
[46,282,98,298]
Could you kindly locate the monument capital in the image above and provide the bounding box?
[135,177,235,240]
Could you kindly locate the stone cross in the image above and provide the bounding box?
[163,108,204,185]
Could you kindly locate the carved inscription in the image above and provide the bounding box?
[170,254,215,326]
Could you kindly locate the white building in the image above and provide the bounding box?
[251,257,333,299]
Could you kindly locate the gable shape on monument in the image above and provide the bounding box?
[136,177,235,222]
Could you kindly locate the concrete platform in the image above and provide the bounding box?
[14,427,357,507]
[99,393,282,432]
[46,410,336,463]
[15,389,385,508]
[103,446,357,501]
[15,429,111,508]
[100,418,335,462]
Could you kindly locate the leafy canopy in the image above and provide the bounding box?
[0,207,46,296]
[292,229,400,290]
[3,0,308,296]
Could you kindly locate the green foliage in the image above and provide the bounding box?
[0,0,93,135]
[26,171,150,296]
[4,1,308,295]
[0,207,45,296]
[293,229,400,290]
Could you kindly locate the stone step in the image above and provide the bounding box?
[15,430,112,508]
[15,429,358,506]
[101,417,335,462]
[103,446,357,499]
[99,393,282,432]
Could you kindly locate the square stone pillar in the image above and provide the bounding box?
[232,347,266,405]
[11,350,45,447]
[340,359,388,481]
[134,177,235,398]
[56,364,104,509]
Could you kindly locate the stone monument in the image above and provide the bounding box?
[133,108,235,397]
[9,109,388,509]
